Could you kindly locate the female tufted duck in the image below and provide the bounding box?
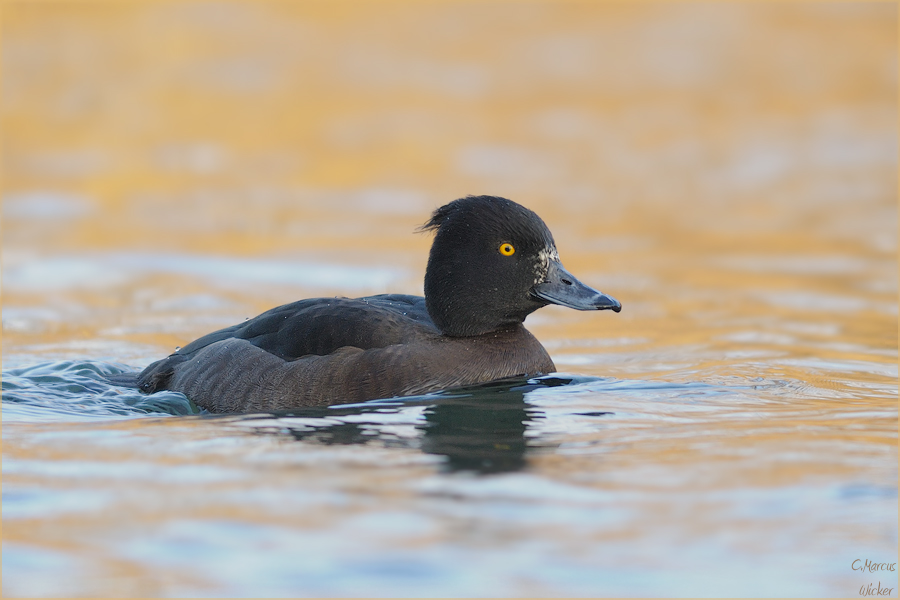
[127,195,621,412]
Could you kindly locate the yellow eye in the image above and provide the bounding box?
[499,242,515,256]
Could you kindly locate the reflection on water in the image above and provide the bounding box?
[3,1,897,597]
[1,365,586,475]
[3,360,896,596]
[250,377,564,474]
[419,380,540,474]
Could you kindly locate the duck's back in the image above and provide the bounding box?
[133,294,555,412]
[175,294,437,360]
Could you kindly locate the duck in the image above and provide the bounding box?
[125,195,621,412]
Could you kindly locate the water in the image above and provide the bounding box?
[2,360,896,595]
[3,2,897,597]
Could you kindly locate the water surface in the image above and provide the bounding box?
[3,2,897,597]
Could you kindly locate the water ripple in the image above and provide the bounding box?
[2,361,196,421]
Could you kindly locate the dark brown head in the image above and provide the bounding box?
[420,195,620,337]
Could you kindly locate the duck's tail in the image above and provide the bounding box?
[105,372,141,388]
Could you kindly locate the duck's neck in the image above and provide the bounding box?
[424,281,544,337]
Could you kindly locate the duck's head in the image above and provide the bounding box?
[420,195,621,337]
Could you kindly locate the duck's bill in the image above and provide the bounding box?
[531,259,622,312]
